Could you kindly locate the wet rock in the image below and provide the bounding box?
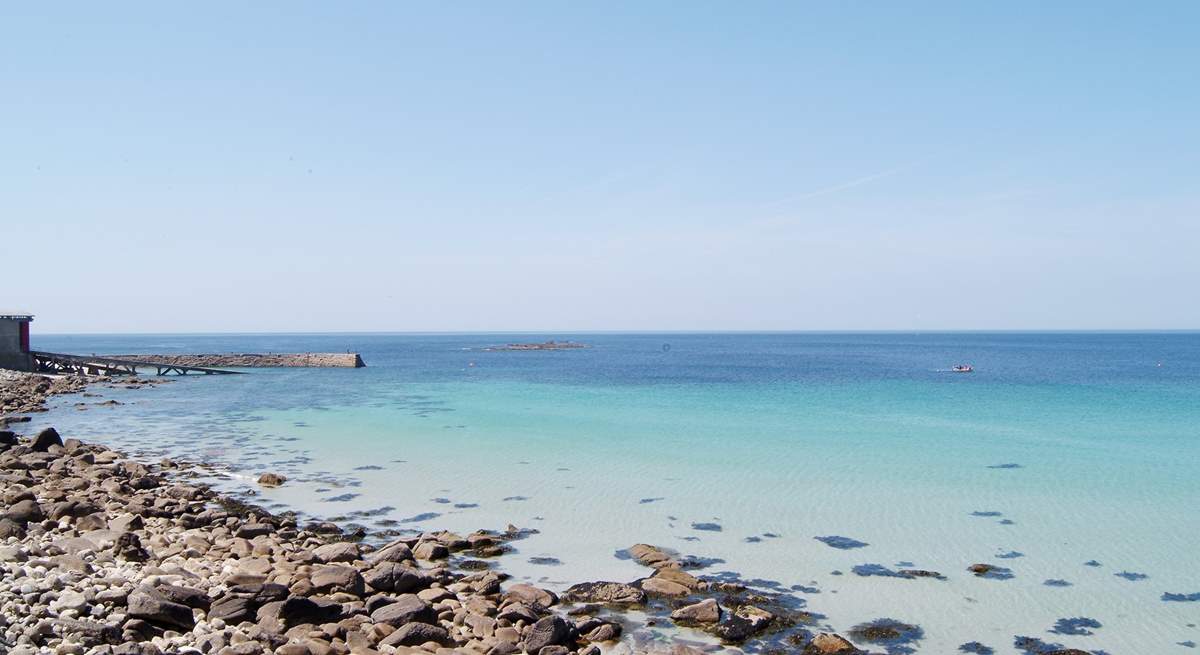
[671,598,721,623]
[562,581,646,605]
[805,632,861,654]
[628,543,677,568]
[257,472,287,487]
[365,539,415,565]
[641,577,691,597]
[714,605,773,642]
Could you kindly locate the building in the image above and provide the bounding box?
[0,313,34,372]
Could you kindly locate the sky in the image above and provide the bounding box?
[3,2,1198,333]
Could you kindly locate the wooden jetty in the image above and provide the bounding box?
[31,351,243,376]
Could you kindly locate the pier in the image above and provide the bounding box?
[30,351,244,376]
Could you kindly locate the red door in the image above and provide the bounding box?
[19,321,29,352]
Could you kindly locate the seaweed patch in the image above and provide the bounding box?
[1050,617,1102,636]
[815,535,869,550]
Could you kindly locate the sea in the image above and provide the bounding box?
[24,332,1200,654]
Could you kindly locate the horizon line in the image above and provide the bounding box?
[32,328,1200,337]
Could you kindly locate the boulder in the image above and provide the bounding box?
[310,564,364,595]
[363,561,433,593]
[31,427,63,452]
[582,622,621,642]
[412,540,449,560]
[562,581,646,605]
[369,594,436,627]
[641,577,691,597]
[671,598,721,623]
[628,543,676,568]
[379,622,449,647]
[155,584,210,610]
[366,539,415,565]
[654,567,704,591]
[505,583,558,608]
[523,615,572,653]
[6,499,44,525]
[714,605,773,642]
[312,541,360,563]
[804,633,860,654]
[257,473,287,487]
[127,587,196,630]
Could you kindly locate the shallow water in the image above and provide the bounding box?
[26,332,1200,653]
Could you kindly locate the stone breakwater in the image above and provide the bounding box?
[0,423,876,655]
[112,355,366,369]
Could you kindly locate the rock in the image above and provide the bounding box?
[0,517,24,538]
[412,540,448,560]
[363,562,433,593]
[365,539,415,565]
[54,617,121,643]
[496,602,540,624]
[582,622,621,642]
[312,541,360,563]
[369,594,436,627]
[968,563,1000,576]
[208,595,256,623]
[628,543,676,568]
[235,523,274,538]
[505,583,558,608]
[109,513,145,533]
[805,633,860,654]
[640,577,691,597]
[310,564,364,595]
[127,587,196,630]
[653,567,704,591]
[257,473,287,487]
[561,581,646,605]
[379,622,449,647]
[714,605,773,642]
[114,531,150,561]
[671,598,721,623]
[156,584,210,610]
[31,427,63,451]
[277,595,340,628]
[6,498,44,524]
[523,615,572,653]
[538,647,570,655]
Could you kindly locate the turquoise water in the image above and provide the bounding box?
[26,333,1200,653]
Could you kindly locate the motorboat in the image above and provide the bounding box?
[952,365,974,373]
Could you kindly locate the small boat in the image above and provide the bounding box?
[952,365,974,373]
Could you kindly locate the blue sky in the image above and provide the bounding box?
[3,2,1197,333]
